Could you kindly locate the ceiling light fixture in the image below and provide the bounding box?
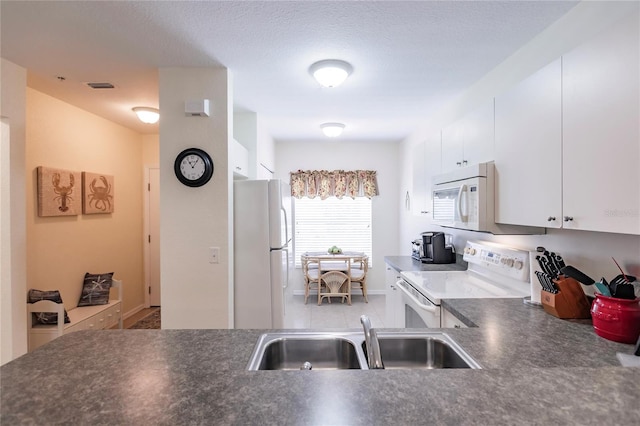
[132,107,160,124]
[309,60,353,88]
[321,122,345,137]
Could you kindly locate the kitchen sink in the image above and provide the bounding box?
[246,332,366,370]
[364,332,482,369]
[246,331,481,370]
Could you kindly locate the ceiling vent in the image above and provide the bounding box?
[86,82,115,89]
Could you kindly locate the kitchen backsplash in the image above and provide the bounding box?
[402,218,639,297]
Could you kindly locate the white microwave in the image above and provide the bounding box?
[431,162,544,235]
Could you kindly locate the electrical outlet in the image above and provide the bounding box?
[209,247,220,264]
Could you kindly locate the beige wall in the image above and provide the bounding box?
[159,67,233,329]
[25,88,146,315]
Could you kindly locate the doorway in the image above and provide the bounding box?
[145,167,161,307]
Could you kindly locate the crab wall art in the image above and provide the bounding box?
[37,166,81,217]
[82,172,114,214]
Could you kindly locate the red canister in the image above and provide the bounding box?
[590,294,640,344]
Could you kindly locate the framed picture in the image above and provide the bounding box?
[37,166,81,217]
[82,172,114,214]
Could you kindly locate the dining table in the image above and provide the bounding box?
[301,251,368,305]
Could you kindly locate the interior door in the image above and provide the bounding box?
[148,168,161,306]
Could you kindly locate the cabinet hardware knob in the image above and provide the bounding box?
[456,162,461,166]
[547,216,556,221]
[462,160,468,165]
[563,216,574,222]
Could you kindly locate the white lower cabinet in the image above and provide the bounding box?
[441,308,467,329]
[385,264,402,328]
[28,300,123,351]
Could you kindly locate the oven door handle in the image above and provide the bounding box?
[396,279,438,313]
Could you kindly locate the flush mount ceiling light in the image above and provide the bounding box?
[309,60,353,88]
[132,107,160,124]
[321,122,345,137]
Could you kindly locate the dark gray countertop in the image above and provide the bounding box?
[384,254,468,272]
[2,299,639,424]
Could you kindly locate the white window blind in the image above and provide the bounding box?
[294,197,372,267]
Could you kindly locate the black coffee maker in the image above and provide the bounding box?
[420,232,456,264]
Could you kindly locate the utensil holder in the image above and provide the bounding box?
[591,294,640,344]
[541,276,591,319]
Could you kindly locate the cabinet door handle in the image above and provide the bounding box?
[462,160,468,165]
[456,161,462,166]
[547,216,556,222]
[563,216,574,222]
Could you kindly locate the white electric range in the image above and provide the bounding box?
[397,240,531,328]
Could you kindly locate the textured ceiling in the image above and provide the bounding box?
[1,1,578,140]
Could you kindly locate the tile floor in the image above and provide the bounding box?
[283,293,386,329]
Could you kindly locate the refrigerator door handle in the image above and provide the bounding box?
[283,248,289,289]
[281,205,289,247]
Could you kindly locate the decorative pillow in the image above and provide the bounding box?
[27,289,70,325]
[77,272,114,307]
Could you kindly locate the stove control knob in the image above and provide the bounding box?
[506,258,515,267]
[469,248,476,255]
[514,260,524,270]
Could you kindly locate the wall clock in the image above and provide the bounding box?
[174,148,214,187]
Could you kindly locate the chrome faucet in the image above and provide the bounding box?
[360,315,384,369]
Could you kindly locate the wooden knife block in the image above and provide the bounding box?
[541,276,592,319]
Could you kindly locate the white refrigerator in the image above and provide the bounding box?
[234,179,293,329]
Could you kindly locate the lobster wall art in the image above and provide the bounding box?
[36,167,115,217]
[37,166,81,217]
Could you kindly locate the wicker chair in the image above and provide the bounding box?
[302,256,320,304]
[318,270,351,306]
[349,255,369,302]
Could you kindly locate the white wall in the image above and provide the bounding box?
[0,59,27,364]
[399,2,640,295]
[275,139,400,294]
[159,67,233,329]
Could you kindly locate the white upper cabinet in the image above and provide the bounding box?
[441,100,495,173]
[231,139,249,179]
[411,131,441,216]
[411,140,427,215]
[441,122,464,173]
[494,59,563,228]
[562,14,639,234]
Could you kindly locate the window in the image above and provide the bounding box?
[294,197,372,267]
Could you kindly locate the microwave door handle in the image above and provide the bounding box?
[456,184,468,222]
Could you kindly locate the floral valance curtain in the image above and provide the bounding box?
[290,170,379,199]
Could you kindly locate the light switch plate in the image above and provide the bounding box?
[209,247,219,264]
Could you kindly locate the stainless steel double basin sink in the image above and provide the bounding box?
[246,331,481,371]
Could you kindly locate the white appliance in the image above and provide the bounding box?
[397,241,531,328]
[431,161,543,235]
[234,179,293,329]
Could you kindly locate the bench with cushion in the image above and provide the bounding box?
[27,279,122,352]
